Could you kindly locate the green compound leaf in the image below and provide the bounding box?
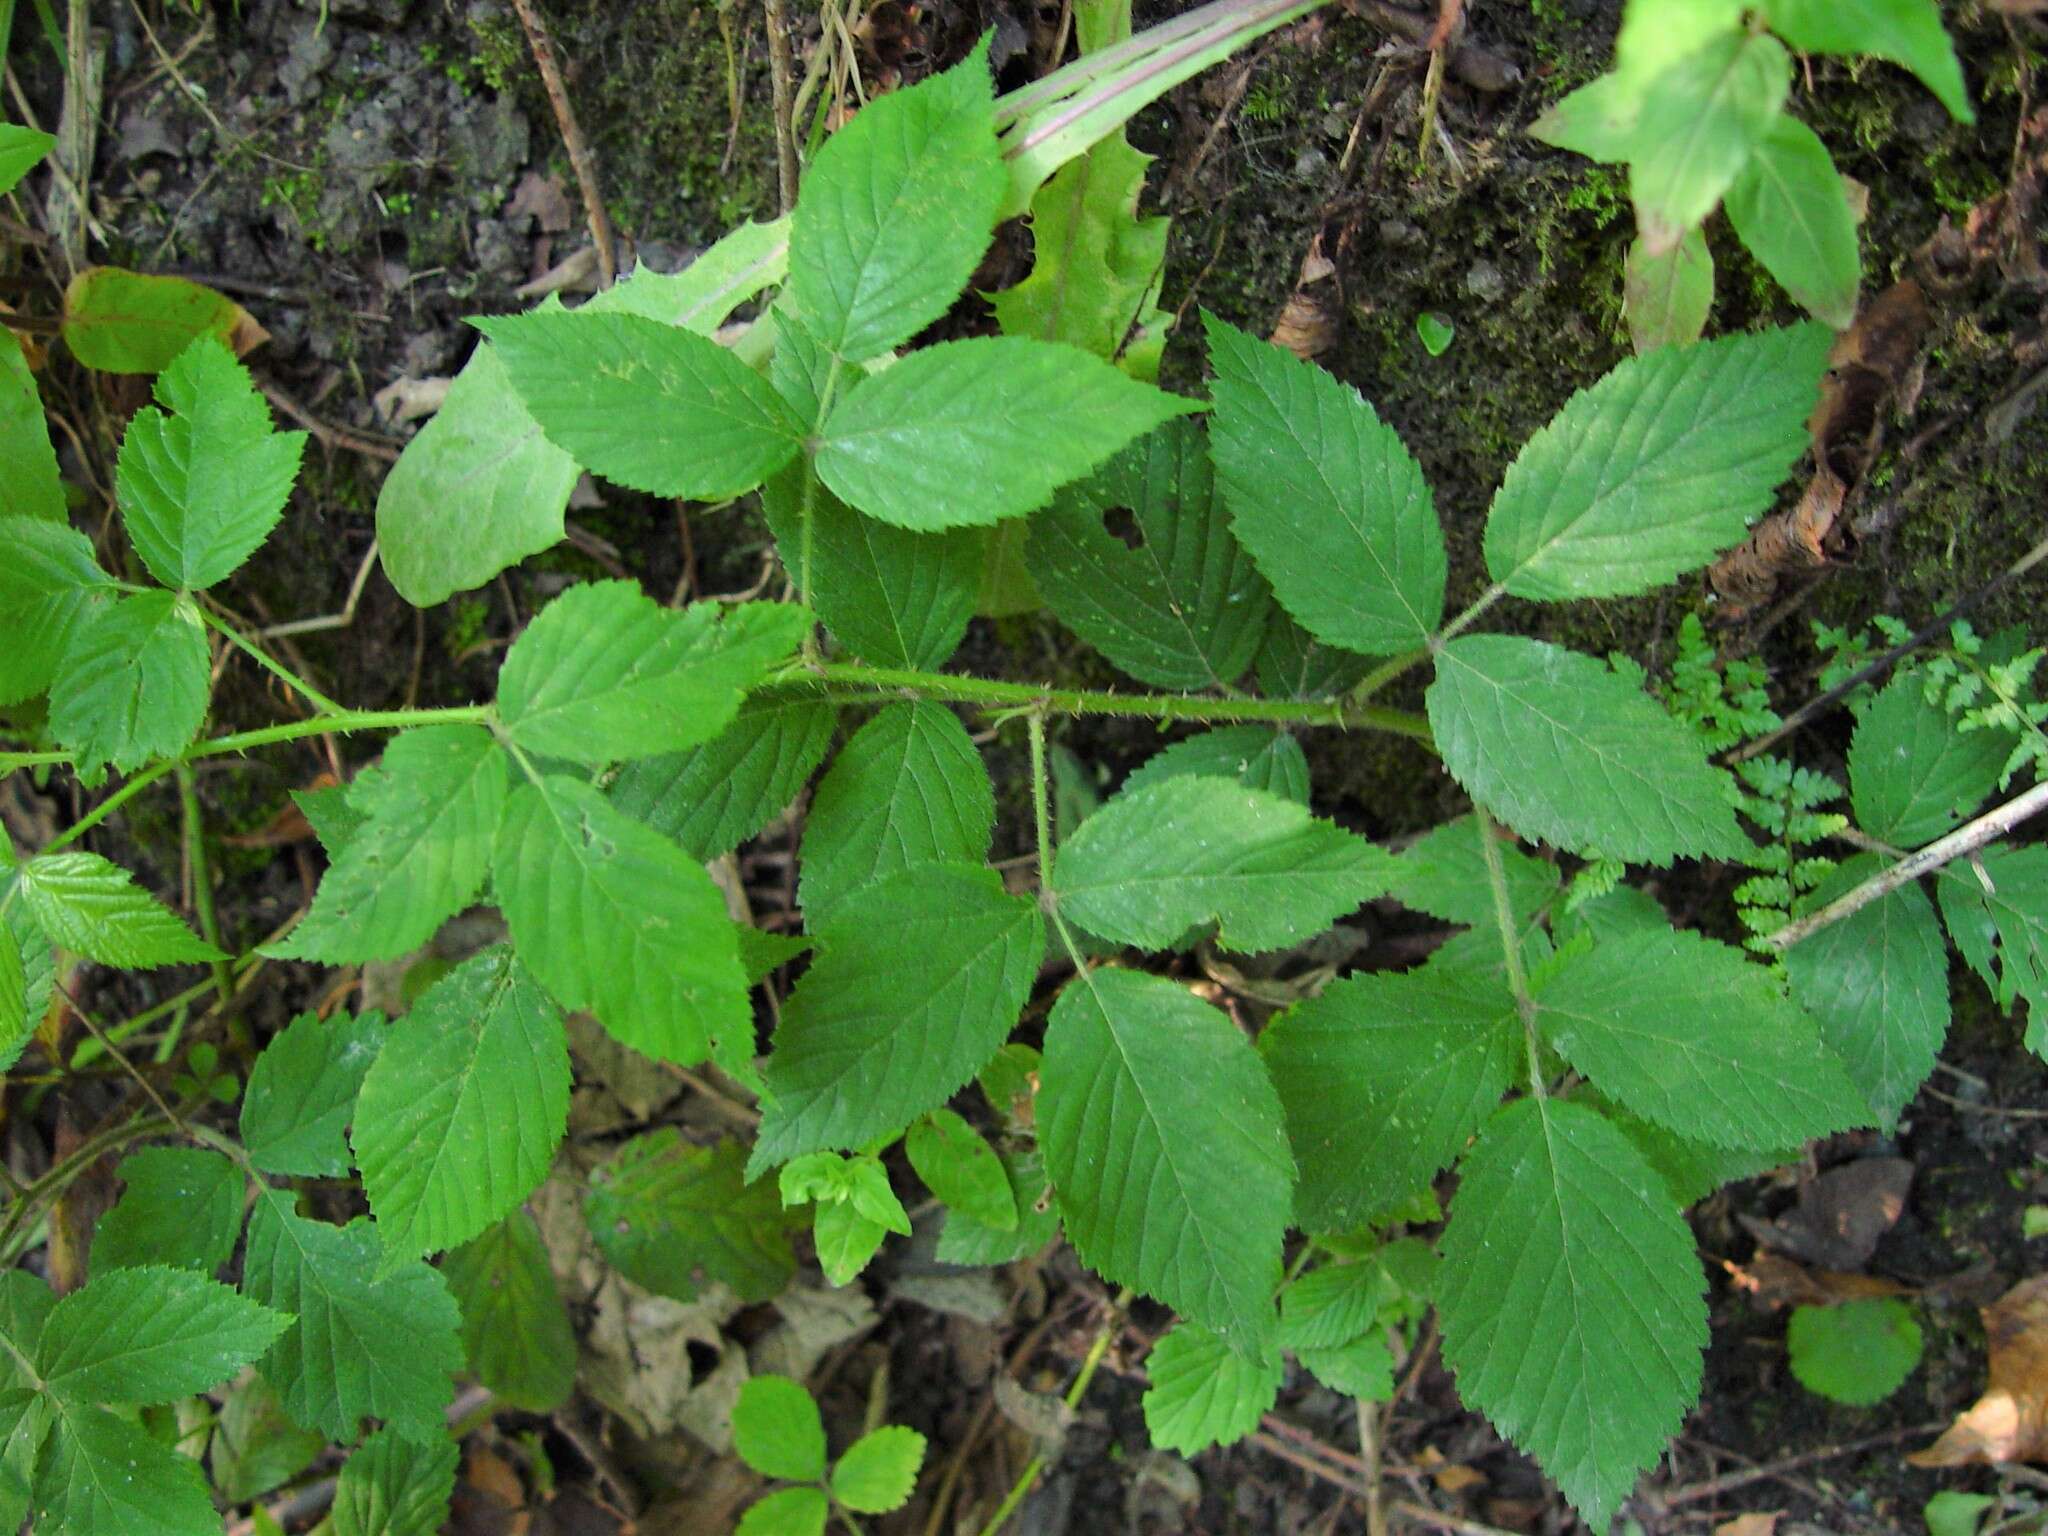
[1426,635,1749,865]
[241,1009,385,1177]
[733,1374,827,1482]
[790,40,1005,363]
[798,701,995,928]
[0,516,110,705]
[1260,959,1520,1232]
[1760,0,1973,123]
[1849,673,2011,848]
[1937,845,2048,1056]
[243,1193,463,1442]
[474,309,802,498]
[1052,776,1395,953]
[1122,726,1310,805]
[754,864,1044,1166]
[32,1402,219,1536]
[585,1131,798,1304]
[831,1425,926,1514]
[1629,29,1790,253]
[1787,1297,1922,1407]
[1624,227,1714,353]
[115,336,306,591]
[1028,417,1272,691]
[1724,114,1861,329]
[498,582,808,764]
[1041,968,1291,1354]
[814,337,1199,531]
[351,948,570,1265]
[1,342,64,523]
[738,1486,830,1536]
[1297,1334,1395,1400]
[267,726,507,964]
[494,775,749,1065]
[331,1426,458,1536]
[91,1147,244,1276]
[442,1211,575,1412]
[612,697,838,861]
[937,1148,1059,1267]
[1535,927,1870,1148]
[1279,1262,1387,1351]
[1385,814,1559,929]
[0,122,55,196]
[1204,312,1446,654]
[16,850,222,967]
[1437,1097,1706,1529]
[37,1267,287,1403]
[1142,1321,1283,1455]
[48,589,210,777]
[907,1108,1018,1231]
[1790,857,1951,1125]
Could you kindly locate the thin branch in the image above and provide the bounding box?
[507,0,617,286]
[763,0,801,213]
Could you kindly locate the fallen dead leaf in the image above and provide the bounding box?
[372,374,452,426]
[1713,1513,1782,1536]
[505,169,573,233]
[1270,234,1341,362]
[1738,1156,1914,1271]
[1911,1275,2048,1466]
[1723,1250,1913,1310]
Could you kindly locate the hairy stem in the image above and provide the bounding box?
[175,763,232,1007]
[1474,807,1543,1096]
[201,604,343,716]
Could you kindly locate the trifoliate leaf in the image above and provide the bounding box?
[91,1147,245,1275]
[32,1402,219,1536]
[830,1425,926,1514]
[48,589,210,777]
[331,1426,458,1536]
[1787,1297,1922,1406]
[1761,0,1972,123]
[906,1108,1017,1231]
[613,697,838,861]
[733,1375,827,1482]
[1629,30,1790,253]
[1297,1334,1396,1400]
[1385,814,1559,929]
[1724,114,1861,329]
[1849,673,2011,848]
[37,1267,287,1403]
[1938,846,2048,1057]
[585,1131,798,1304]
[241,1010,385,1177]
[1121,726,1310,804]
[442,1211,576,1412]
[1,342,64,523]
[0,516,110,705]
[738,1486,830,1536]
[1142,1322,1282,1454]
[16,850,222,967]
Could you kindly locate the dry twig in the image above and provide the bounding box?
[506,0,617,287]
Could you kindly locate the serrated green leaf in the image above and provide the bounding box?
[1297,1334,1395,1400]
[814,337,1199,531]
[331,1427,458,1536]
[17,850,222,967]
[48,589,210,776]
[1554,883,1670,945]
[1761,0,1972,123]
[37,1267,288,1403]
[1482,324,1828,600]
[115,336,305,590]
[831,1425,925,1514]
[210,1372,326,1504]
[1937,845,2048,1055]
[0,920,23,1071]
[493,775,749,1065]
[267,726,507,963]
[1279,1263,1386,1351]
[790,41,1005,363]
[1204,313,1445,653]
[292,781,364,859]
[1261,959,1520,1231]
[0,123,56,196]
[1787,1297,1921,1406]
[1790,856,1950,1125]
[241,1009,385,1177]
[1725,114,1860,329]
[442,1211,576,1412]
[1041,968,1290,1353]
[612,697,838,861]
[1142,1322,1282,1454]
[1386,814,1559,928]
[1437,1097,1706,1528]
[813,1199,889,1287]
[798,701,995,927]
[937,1148,1059,1266]
[585,1131,798,1304]
[1850,673,2011,847]
[352,948,569,1265]
[733,1375,826,1482]
[1427,635,1749,864]
[243,1193,463,1442]
[32,1401,219,1536]
[1122,726,1310,804]
[1,341,64,524]
[738,1485,830,1536]
[60,267,248,374]
[906,1108,1017,1230]
[1630,30,1790,252]
[1624,227,1714,353]
[1052,776,1394,953]
[0,1271,52,1375]
[91,1147,245,1275]
[1535,927,1869,1147]
[0,515,110,704]
[1028,418,1271,690]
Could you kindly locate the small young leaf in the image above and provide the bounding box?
[1297,1334,1395,1400]
[330,1427,458,1536]
[1787,1297,1922,1406]
[1724,115,1861,329]
[612,697,838,861]
[241,1010,386,1177]
[1624,227,1714,353]
[0,516,111,705]
[733,1375,827,1482]
[1142,1322,1283,1455]
[37,1267,288,1403]
[1849,673,2011,848]
[585,1131,798,1304]
[16,850,223,967]
[1629,30,1791,253]
[737,1486,830,1536]
[1,342,64,523]
[1385,814,1559,929]
[937,1148,1060,1267]
[1279,1263,1386,1351]
[61,267,252,374]
[442,1212,576,1412]
[1761,0,1972,123]
[31,1402,219,1536]
[830,1425,926,1514]
[1122,726,1310,804]
[813,1199,889,1287]
[0,123,56,196]
[48,589,210,777]
[1937,846,2048,1055]
[906,1108,1017,1231]
[91,1147,245,1275]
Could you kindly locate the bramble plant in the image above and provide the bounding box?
[4,8,2048,1536]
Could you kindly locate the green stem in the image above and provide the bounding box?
[1473,807,1543,1097]
[974,1289,1130,1536]
[175,763,233,1007]
[1026,709,1094,973]
[1435,582,1505,647]
[0,751,71,772]
[1348,648,1429,705]
[200,604,343,716]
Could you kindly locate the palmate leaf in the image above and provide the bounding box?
[241,1009,385,1177]
[753,864,1044,1166]
[1760,0,1972,123]
[1437,1097,1706,1528]
[1121,726,1310,804]
[612,696,838,861]
[1481,324,1829,601]
[1142,1322,1283,1454]
[1,342,64,523]
[1028,418,1272,690]
[442,1212,576,1412]
[1426,635,1750,864]
[1040,968,1292,1354]
[1849,673,2011,848]
[48,589,210,777]
[584,1131,798,1303]
[91,1147,245,1275]
[330,1426,458,1536]
[1724,114,1860,329]
[0,516,111,705]
[1629,29,1790,253]
[36,1267,288,1404]
[16,850,222,967]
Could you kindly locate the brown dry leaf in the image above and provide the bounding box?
[505,170,573,233]
[1722,1250,1913,1310]
[1713,1513,1782,1536]
[1432,1463,1488,1494]
[1911,1276,2048,1467]
[1737,1156,1913,1271]
[1270,236,1341,362]
[222,773,338,849]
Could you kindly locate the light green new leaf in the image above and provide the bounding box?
[1630,30,1791,253]
[812,1199,889,1287]
[907,1109,1017,1230]
[1028,417,1271,690]
[241,1009,385,1177]
[37,1267,288,1403]
[331,1427,458,1536]
[497,581,807,762]
[1761,0,1972,123]
[1122,726,1310,804]
[1260,959,1520,1231]
[1041,969,1291,1353]
[1725,115,1860,329]
[1624,227,1713,353]
[1483,324,1829,600]
[1532,3,1750,161]
[937,1148,1059,1266]
[352,948,570,1265]
[474,309,802,498]
[116,336,306,590]
[1052,776,1394,953]
[1279,1263,1386,1351]
[1530,72,1647,163]
[738,1487,830,1536]
[1427,635,1749,864]
[831,1425,926,1514]
[1535,927,1869,1147]
[1,342,64,523]
[1297,1334,1395,1400]
[1204,313,1446,653]
[1142,1322,1283,1455]
[1790,856,1951,1124]
[584,1131,798,1304]
[1437,1098,1706,1528]
[798,701,995,927]
[1786,1297,1922,1407]
[755,864,1044,1165]
[1385,814,1559,929]
[733,1375,827,1482]
[0,123,56,195]
[48,589,210,777]
[267,726,507,963]
[243,1193,463,1442]
[790,41,1005,362]
[32,1403,219,1536]
[442,1212,576,1412]
[1850,674,2011,848]
[0,516,109,705]
[1937,845,2048,1056]
[493,775,750,1065]
[815,337,1199,531]
[91,1147,244,1275]
[612,697,838,861]
[17,850,221,967]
